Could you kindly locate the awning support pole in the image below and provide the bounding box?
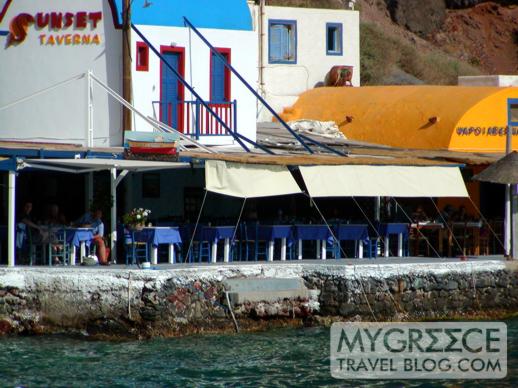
[7,171,16,267]
[110,169,129,264]
[110,168,117,263]
[87,69,94,147]
[513,185,518,259]
[505,100,513,257]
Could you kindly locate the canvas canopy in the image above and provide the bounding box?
[299,165,468,198]
[205,160,302,198]
[23,158,190,173]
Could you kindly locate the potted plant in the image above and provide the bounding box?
[122,208,151,230]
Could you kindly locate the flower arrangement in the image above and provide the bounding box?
[123,208,151,228]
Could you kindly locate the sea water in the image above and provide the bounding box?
[0,320,517,387]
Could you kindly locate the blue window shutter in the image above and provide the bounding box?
[211,52,226,102]
[270,24,283,62]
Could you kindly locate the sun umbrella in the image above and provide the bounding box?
[473,151,518,184]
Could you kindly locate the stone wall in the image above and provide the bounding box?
[0,261,516,339]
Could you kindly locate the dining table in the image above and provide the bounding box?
[197,226,236,263]
[65,227,95,265]
[332,224,370,258]
[291,224,333,260]
[377,223,409,257]
[132,226,182,264]
[248,224,293,261]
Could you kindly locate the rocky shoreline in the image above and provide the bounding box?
[0,260,516,340]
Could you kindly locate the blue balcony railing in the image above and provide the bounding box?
[152,99,237,140]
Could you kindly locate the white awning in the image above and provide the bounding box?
[23,158,190,173]
[205,160,302,198]
[299,165,468,198]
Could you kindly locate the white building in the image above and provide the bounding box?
[458,75,518,87]
[249,2,360,121]
[125,0,259,145]
[0,0,122,147]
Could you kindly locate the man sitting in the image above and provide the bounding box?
[74,209,108,265]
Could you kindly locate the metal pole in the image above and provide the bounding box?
[87,70,94,147]
[505,105,512,257]
[110,168,117,263]
[122,0,132,131]
[7,171,16,267]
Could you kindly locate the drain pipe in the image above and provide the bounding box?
[258,0,265,100]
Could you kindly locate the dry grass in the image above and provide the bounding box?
[360,22,481,85]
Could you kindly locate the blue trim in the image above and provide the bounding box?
[0,148,123,160]
[326,22,343,56]
[0,30,8,36]
[0,158,18,172]
[508,98,518,126]
[114,0,252,31]
[268,19,297,64]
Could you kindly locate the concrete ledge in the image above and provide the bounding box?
[224,278,309,305]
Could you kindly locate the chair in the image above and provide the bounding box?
[243,223,267,261]
[123,227,148,265]
[49,229,70,265]
[197,240,211,262]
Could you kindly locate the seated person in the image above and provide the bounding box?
[17,202,43,262]
[44,204,67,226]
[412,205,428,223]
[74,209,108,265]
[452,205,470,222]
[437,204,456,223]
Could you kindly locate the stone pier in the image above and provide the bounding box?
[0,258,516,338]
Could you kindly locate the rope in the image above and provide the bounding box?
[391,198,442,258]
[376,264,406,315]
[229,198,247,261]
[354,265,377,322]
[428,198,465,256]
[0,73,85,112]
[186,189,208,262]
[467,196,505,250]
[351,197,393,257]
[305,193,348,258]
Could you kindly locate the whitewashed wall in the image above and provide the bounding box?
[250,5,360,121]
[131,26,258,145]
[0,0,122,147]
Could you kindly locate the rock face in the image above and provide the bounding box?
[385,0,447,37]
[0,261,516,339]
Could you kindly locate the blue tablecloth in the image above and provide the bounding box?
[133,227,182,247]
[292,225,332,241]
[248,225,293,241]
[63,228,94,248]
[377,223,409,238]
[197,226,235,242]
[333,224,369,241]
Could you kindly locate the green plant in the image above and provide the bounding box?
[122,208,151,226]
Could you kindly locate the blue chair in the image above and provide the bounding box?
[49,229,70,265]
[123,226,148,265]
[244,223,267,261]
[197,240,211,262]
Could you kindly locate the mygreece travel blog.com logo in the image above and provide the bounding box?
[330,322,507,379]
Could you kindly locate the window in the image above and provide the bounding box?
[136,42,149,71]
[326,23,343,56]
[210,48,231,102]
[510,102,518,125]
[268,19,297,64]
[142,173,160,198]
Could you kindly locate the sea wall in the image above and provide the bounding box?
[0,260,516,338]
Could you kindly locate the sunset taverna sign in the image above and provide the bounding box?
[7,10,102,46]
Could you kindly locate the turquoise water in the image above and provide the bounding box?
[0,321,517,387]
